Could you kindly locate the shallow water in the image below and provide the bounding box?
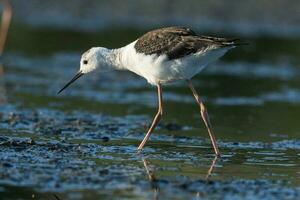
[0,25,300,199]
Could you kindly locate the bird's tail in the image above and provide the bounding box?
[200,36,249,47]
[219,38,249,47]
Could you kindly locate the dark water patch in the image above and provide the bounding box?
[207,62,300,80]
[6,24,142,56]
[215,87,300,106]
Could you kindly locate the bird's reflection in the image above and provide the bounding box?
[205,155,218,180]
[142,158,159,200]
[141,156,220,200]
[0,63,7,104]
[196,156,219,198]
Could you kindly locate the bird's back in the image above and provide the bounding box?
[134,26,240,60]
[119,26,241,84]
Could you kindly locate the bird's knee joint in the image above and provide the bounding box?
[158,107,163,115]
[200,104,206,111]
[158,110,163,116]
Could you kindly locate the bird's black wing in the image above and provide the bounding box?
[134,26,238,60]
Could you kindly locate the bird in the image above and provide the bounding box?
[58,26,244,156]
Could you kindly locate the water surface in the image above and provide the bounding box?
[0,24,300,199]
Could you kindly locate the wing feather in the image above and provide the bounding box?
[134,26,238,60]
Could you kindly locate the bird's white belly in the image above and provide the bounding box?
[120,41,231,85]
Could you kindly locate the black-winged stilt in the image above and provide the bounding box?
[58,26,244,156]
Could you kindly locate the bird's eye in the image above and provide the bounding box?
[83,60,88,64]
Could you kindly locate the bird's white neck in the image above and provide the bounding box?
[87,41,137,73]
[101,48,126,71]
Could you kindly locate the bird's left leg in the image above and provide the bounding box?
[137,83,163,150]
[187,80,220,156]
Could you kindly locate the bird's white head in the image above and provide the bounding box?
[80,47,110,74]
[58,47,114,94]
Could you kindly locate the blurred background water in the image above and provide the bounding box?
[0,1,300,199]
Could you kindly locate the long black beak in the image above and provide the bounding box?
[57,71,83,94]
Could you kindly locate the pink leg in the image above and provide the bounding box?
[187,80,220,156]
[0,0,12,55]
[138,83,163,150]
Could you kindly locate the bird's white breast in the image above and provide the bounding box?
[118,41,232,85]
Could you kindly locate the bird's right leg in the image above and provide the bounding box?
[187,80,220,156]
[137,83,163,151]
